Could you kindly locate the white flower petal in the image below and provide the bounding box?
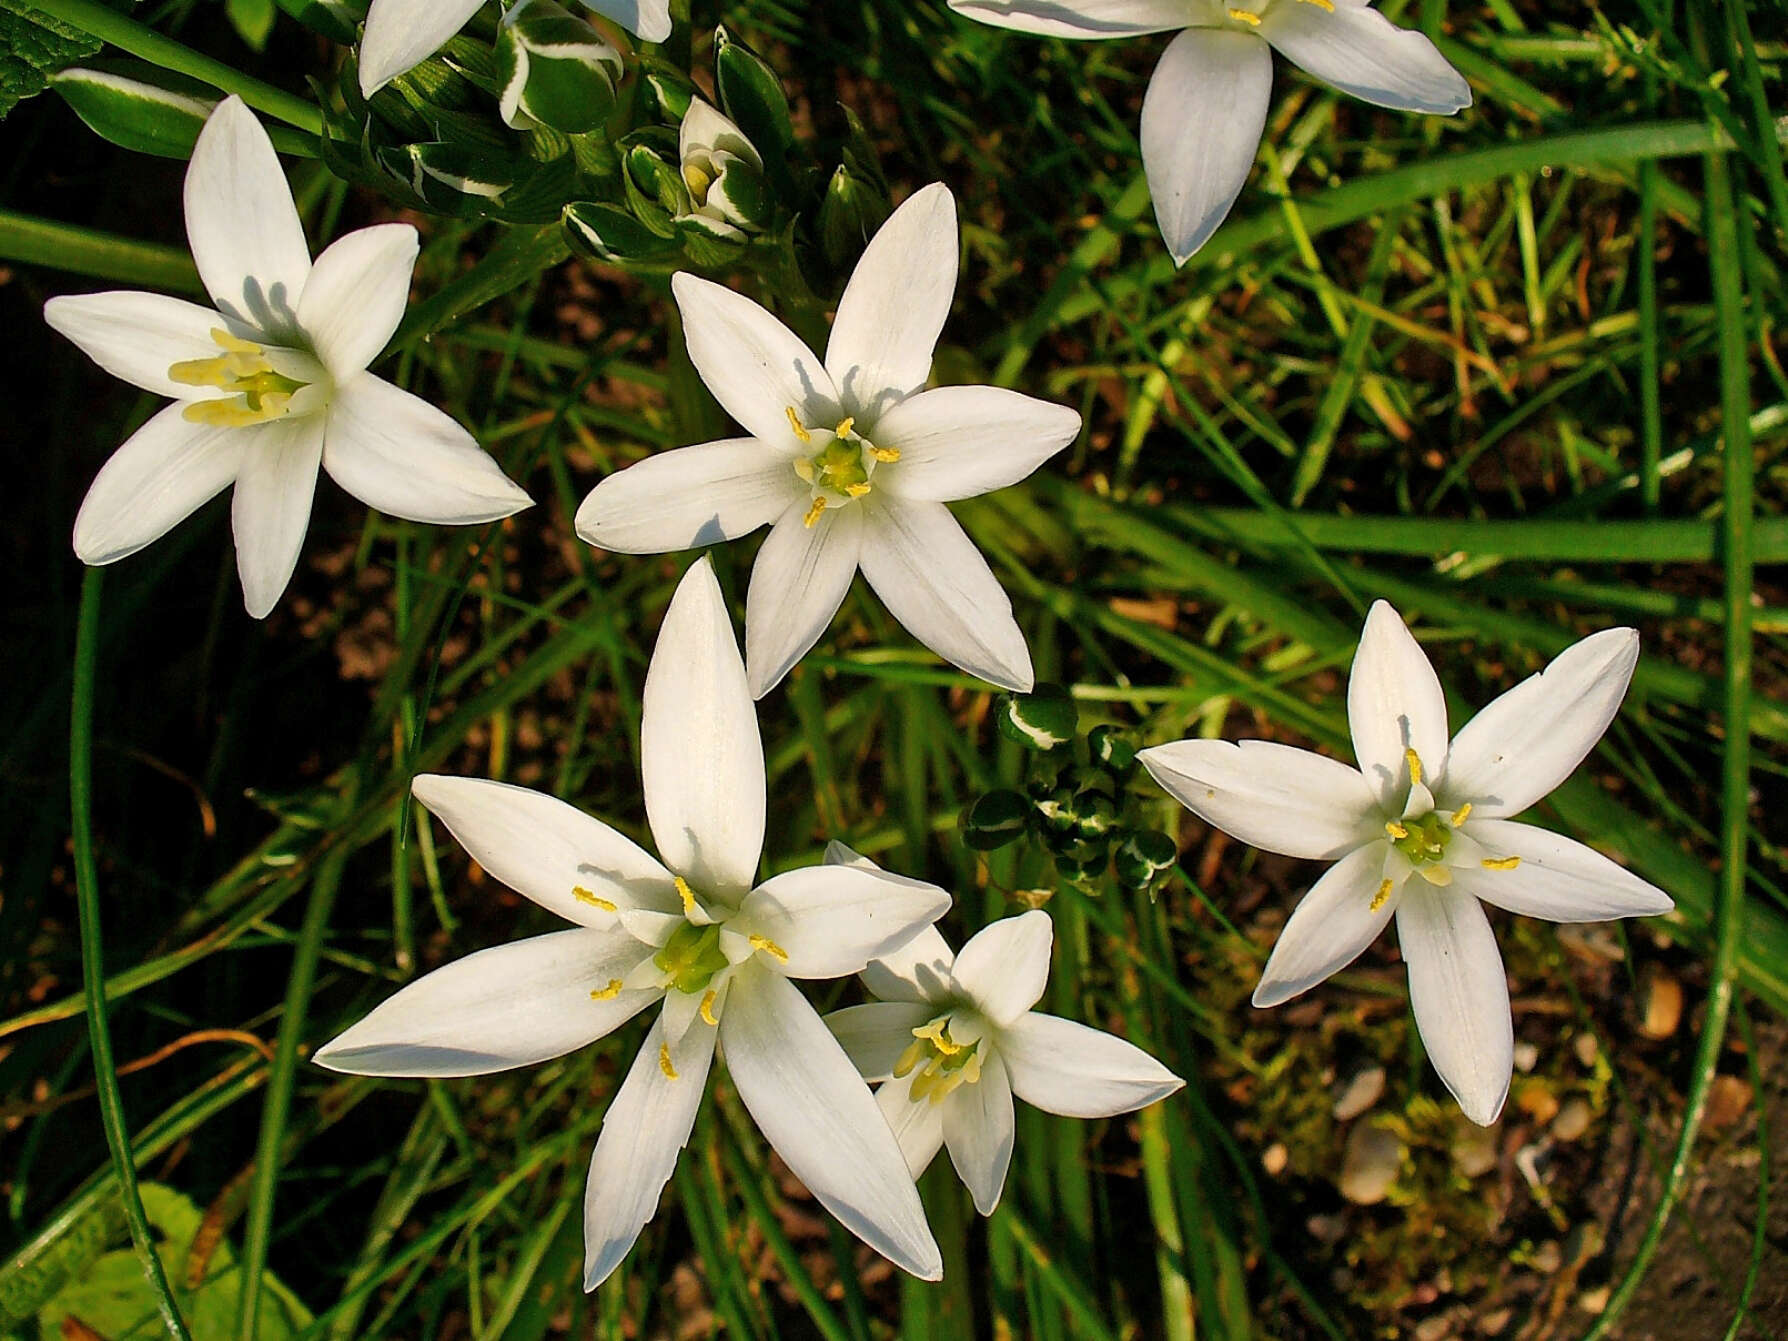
[1439,629,1640,819]
[1141,29,1273,265]
[642,556,766,895]
[580,0,672,42]
[679,97,759,166]
[1348,600,1450,811]
[825,1001,936,1081]
[824,184,957,419]
[821,844,958,1002]
[410,774,678,927]
[1138,738,1381,861]
[44,291,233,400]
[312,927,657,1076]
[71,403,247,566]
[230,414,324,618]
[1396,885,1513,1126]
[721,965,942,1280]
[858,499,1033,691]
[574,439,797,553]
[671,272,839,450]
[296,224,418,379]
[873,385,1081,502]
[946,0,1192,39]
[997,1012,1183,1119]
[744,499,863,698]
[942,1053,1015,1215]
[1252,842,1398,1007]
[1260,3,1471,115]
[738,863,951,980]
[323,374,531,524]
[1452,819,1674,922]
[582,1009,718,1289]
[184,96,312,335]
[359,0,487,94]
[875,1069,947,1177]
[949,911,1053,1027]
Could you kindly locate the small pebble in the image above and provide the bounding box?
[1579,1286,1610,1315]
[1339,1122,1402,1205]
[1262,1142,1288,1176]
[1332,1066,1386,1122]
[1705,1074,1751,1130]
[1414,1317,1451,1341]
[1452,1123,1498,1178]
[1573,1032,1600,1068]
[1513,1042,1540,1073]
[1530,1241,1562,1273]
[1551,1099,1593,1143]
[1639,968,1683,1038]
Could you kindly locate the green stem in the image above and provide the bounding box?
[71,567,194,1341]
[0,208,202,292]
[27,0,323,135]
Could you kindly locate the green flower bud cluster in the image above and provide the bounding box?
[962,686,1179,893]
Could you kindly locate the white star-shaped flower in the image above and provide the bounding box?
[948,0,1470,264]
[826,878,1183,1214]
[45,97,531,618]
[575,183,1083,698]
[316,558,948,1287]
[1138,600,1674,1125]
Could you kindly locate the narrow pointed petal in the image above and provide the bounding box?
[313,928,656,1076]
[410,774,678,927]
[671,272,839,450]
[946,0,1191,39]
[324,375,531,524]
[1396,886,1513,1126]
[721,966,943,1280]
[1452,819,1674,922]
[876,1070,947,1177]
[580,0,672,42]
[873,386,1081,502]
[950,911,1053,1027]
[1349,600,1450,810]
[824,184,957,418]
[359,0,487,94]
[744,500,863,698]
[582,1012,718,1289]
[1138,738,1381,860]
[942,1054,1015,1215]
[858,500,1032,691]
[1260,3,1471,115]
[230,414,324,618]
[71,403,246,565]
[296,224,418,379]
[1439,629,1640,819]
[44,291,233,400]
[1252,842,1398,1007]
[643,556,766,894]
[737,863,951,979]
[184,97,311,334]
[574,439,798,553]
[1141,29,1272,265]
[826,1001,936,1081]
[998,1013,1183,1118]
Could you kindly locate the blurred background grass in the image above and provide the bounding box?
[1,0,1784,1336]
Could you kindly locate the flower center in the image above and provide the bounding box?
[653,921,729,995]
[893,1013,984,1105]
[787,408,901,526]
[683,159,716,207]
[1222,0,1331,24]
[168,328,310,428]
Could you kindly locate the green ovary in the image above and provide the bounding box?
[654,922,728,995]
[1390,811,1452,866]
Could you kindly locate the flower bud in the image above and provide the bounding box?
[817,163,892,273]
[962,789,1032,852]
[563,201,679,265]
[1114,829,1178,891]
[997,683,1077,752]
[713,26,794,170]
[495,0,623,134]
[675,98,770,237]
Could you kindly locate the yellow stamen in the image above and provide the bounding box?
[589,978,624,1001]
[786,406,812,443]
[168,328,305,427]
[892,1038,927,1079]
[1370,878,1393,912]
[1227,7,1261,23]
[699,990,719,1025]
[867,445,901,463]
[748,934,788,961]
[1481,856,1521,871]
[834,416,855,438]
[659,1043,679,1080]
[1385,821,1408,840]
[1450,803,1472,827]
[912,1019,962,1055]
[803,497,827,528]
[674,875,698,917]
[573,885,617,912]
[1405,748,1423,786]
[843,483,871,499]
[1297,0,1334,9]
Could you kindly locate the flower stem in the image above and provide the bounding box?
[71,567,194,1341]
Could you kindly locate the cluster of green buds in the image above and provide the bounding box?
[962,685,1179,893]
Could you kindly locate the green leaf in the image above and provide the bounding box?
[226,0,276,51]
[0,0,101,118]
[51,60,216,159]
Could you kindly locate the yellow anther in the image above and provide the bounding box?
[183,395,294,427]
[573,885,617,913]
[1481,856,1522,871]
[786,406,812,444]
[844,483,872,499]
[1405,748,1423,786]
[674,876,698,917]
[748,934,789,962]
[803,497,827,528]
[834,417,855,438]
[659,1043,679,1080]
[867,445,901,463]
[1450,804,1472,827]
[1370,878,1394,912]
[682,162,714,201]
[589,978,624,1001]
[1297,0,1334,9]
[1385,821,1409,840]
[892,1038,927,1079]
[699,990,719,1026]
[168,328,304,427]
[1227,7,1261,23]
[912,1019,962,1055]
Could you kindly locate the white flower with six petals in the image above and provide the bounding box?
[45,97,531,617]
[1138,600,1674,1125]
[948,0,1471,264]
[316,557,949,1286]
